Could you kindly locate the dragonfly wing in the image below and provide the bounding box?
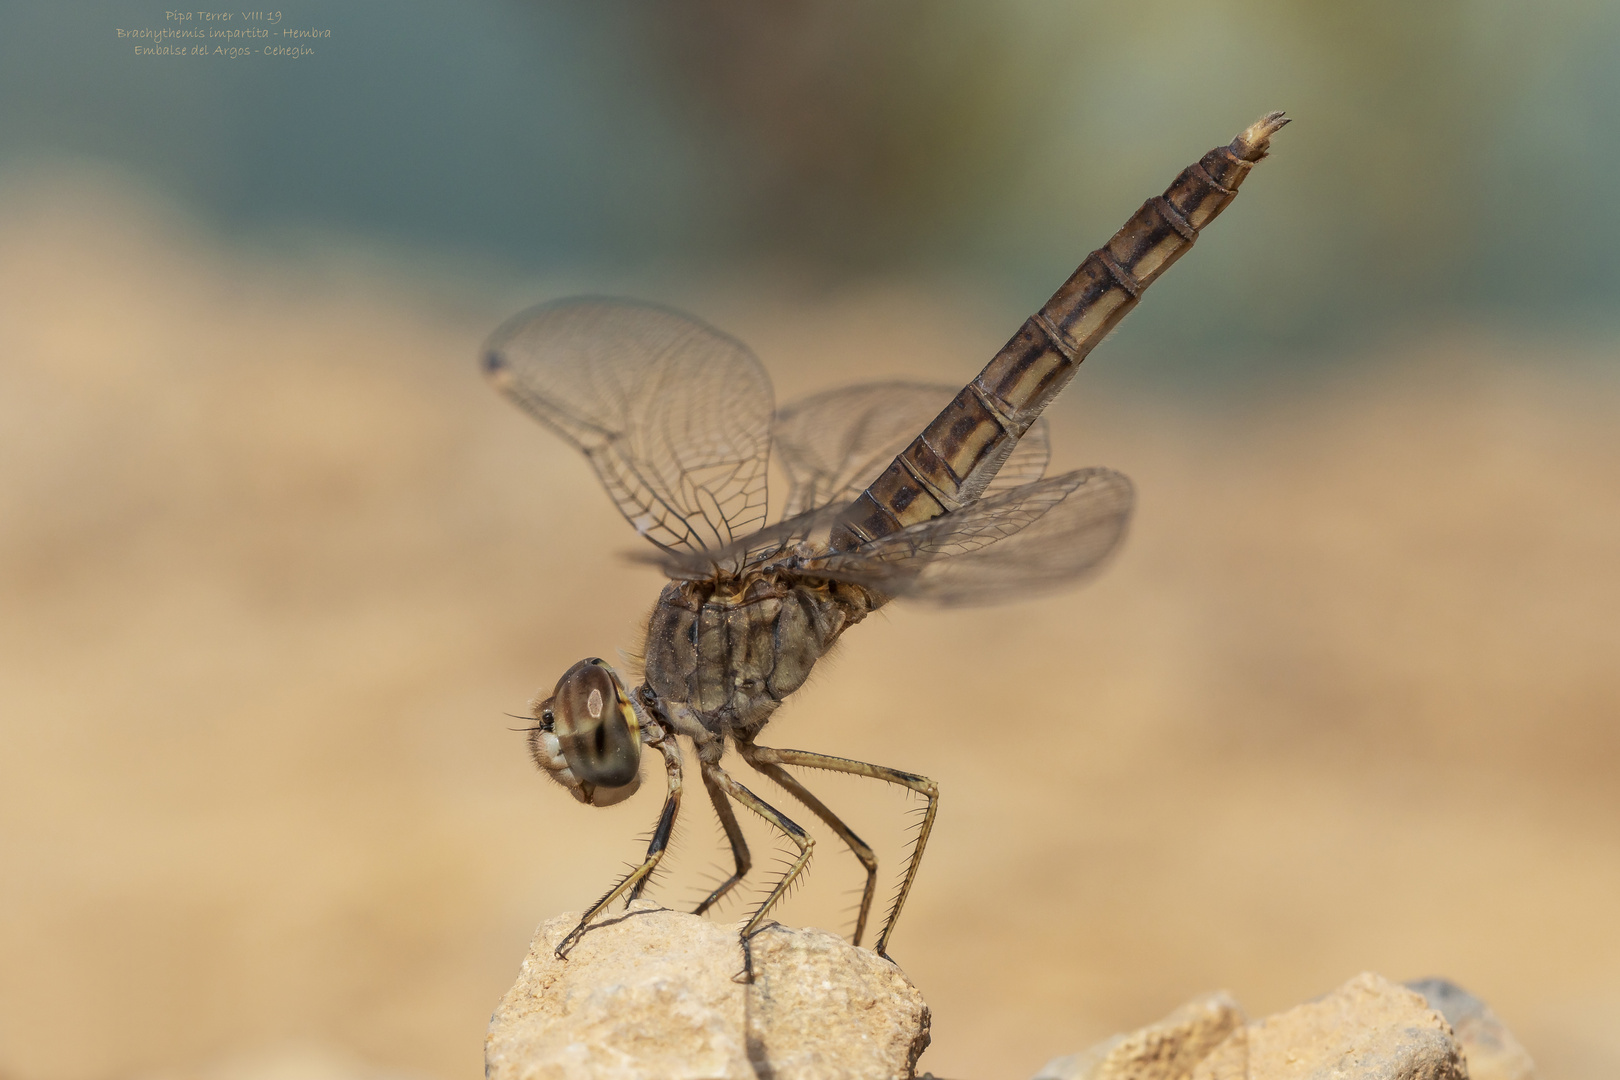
[628,500,856,580]
[983,413,1050,493]
[774,381,1049,517]
[484,298,774,553]
[811,468,1133,606]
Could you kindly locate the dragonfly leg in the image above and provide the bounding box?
[554,727,683,959]
[690,764,752,916]
[700,759,813,981]
[736,738,879,948]
[742,743,937,961]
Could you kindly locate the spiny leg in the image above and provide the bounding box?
[691,764,752,916]
[743,743,937,960]
[555,730,683,959]
[626,734,686,906]
[700,759,813,980]
[737,739,879,947]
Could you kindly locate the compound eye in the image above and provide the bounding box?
[551,659,642,788]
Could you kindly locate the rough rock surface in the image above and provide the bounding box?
[487,908,1533,1080]
[1032,992,1246,1080]
[1244,972,1465,1080]
[485,901,929,1080]
[1407,979,1537,1080]
[1033,972,1533,1080]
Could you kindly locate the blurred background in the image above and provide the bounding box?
[2,2,1617,1079]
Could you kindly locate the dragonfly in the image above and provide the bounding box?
[485,112,1287,973]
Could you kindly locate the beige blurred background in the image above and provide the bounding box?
[2,3,1618,1080]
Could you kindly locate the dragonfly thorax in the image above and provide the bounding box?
[641,573,873,737]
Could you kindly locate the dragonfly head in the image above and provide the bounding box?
[529,658,645,807]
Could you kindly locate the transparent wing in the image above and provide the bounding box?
[774,382,1049,518]
[808,468,1134,606]
[484,298,774,553]
[627,500,856,581]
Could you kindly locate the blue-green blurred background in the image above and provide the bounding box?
[7,1,1619,365]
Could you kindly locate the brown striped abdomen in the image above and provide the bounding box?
[831,112,1288,549]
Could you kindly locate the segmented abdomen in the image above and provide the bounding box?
[830,113,1287,549]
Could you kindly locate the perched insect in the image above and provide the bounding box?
[485,112,1287,972]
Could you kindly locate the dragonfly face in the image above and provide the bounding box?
[529,657,644,807]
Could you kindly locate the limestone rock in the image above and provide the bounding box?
[1406,979,1537,1080]
[1189,1023,1248,1080]
[1245,972,1464,1079]
[1032,992,1246,1080]
[1032,973,1522,1080]
[485,900,930,1080]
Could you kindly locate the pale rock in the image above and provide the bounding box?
[1406,979,1537,1080]
[485,900,930,1080]
[1190,1023,1248,1080]
[1032,992,1246,1080]
[1244,972,1465,1079]
[1031,973,1531,1080]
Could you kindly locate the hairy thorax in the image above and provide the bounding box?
[641,570,876,739]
